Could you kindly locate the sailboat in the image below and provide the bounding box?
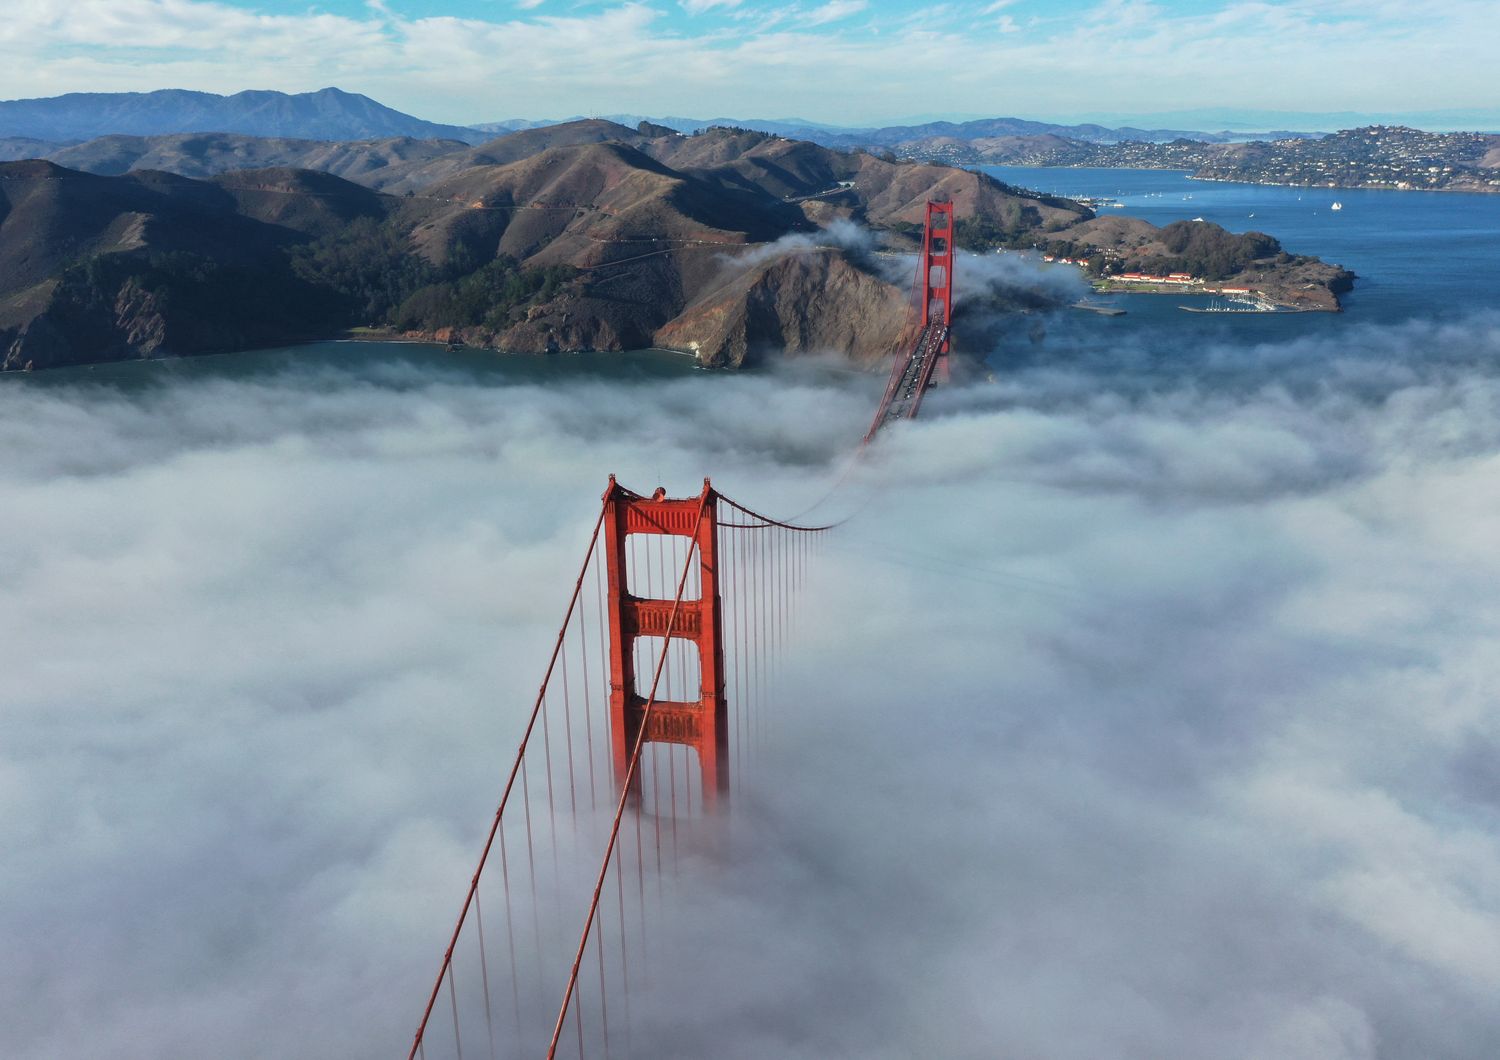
[1331,202,1343,211]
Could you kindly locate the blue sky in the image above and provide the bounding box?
[2,0,1495,126]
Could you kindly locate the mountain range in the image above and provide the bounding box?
[0,119,1106,371]
[0,88,1280,155]
[0,102,1355,373]
[0,88,486,145]
[596,115,1252,146]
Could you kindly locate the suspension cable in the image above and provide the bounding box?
[544,491,711,1060]
[408,496,612,1060]
[716,493,841,532]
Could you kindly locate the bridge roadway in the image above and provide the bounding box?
[863,323,949,443]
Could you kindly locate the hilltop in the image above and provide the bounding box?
[0,88,486,144]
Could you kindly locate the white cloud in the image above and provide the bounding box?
[1,0,1495,123]
[680,0,742,14]
[799,0,867,26]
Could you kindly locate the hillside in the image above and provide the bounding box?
[410,141,799,268]
[1192,126,1500,193]
[0,162,294,296]
[44,132,470,182]
[210,168,390,235]
[387,141,809,352]
[0,160,342,368]
[1,120,1352,372]
[0,88,485,144]
[644,127,1089,234]
[23,122,657,193]
[653,246,911,368]
[0,141,822,368]
[354,120,660,194]
[1,137,62,162]
[1042,216,1355,309]
[15,120,1094,236]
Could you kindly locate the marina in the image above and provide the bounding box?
[1177,293,1292,314]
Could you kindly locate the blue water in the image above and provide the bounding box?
[976,166,1500,380]
[984,165,1500,324]
[3,340,702,392]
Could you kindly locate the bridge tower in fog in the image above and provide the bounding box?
[405,208,967,1060]
[602,476,729,810]
[865,199,958,441]
[919,200,956,382]
[408,475,829,1059]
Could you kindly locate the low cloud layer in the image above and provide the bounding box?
[720,218,884,273]
[4,314,1500,1057]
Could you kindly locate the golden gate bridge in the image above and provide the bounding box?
[408,202,957,1059]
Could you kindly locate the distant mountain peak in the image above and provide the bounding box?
[0,87,489,145]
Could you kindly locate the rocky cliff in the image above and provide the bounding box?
[653,247,910,368]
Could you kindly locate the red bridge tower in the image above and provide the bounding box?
[864,200,959,441]
[601,477,728,811]
[920,200,955,383]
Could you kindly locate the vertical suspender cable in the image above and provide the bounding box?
[408,499,610,1060]
[545,494,710,1060]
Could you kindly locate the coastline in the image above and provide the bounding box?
[1187,174,1500,195]
[975,160,1500,196]
[1087,277,1337,312]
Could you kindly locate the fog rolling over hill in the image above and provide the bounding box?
[0,87,487,144]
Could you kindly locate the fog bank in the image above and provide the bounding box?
[3,318,1499,1057]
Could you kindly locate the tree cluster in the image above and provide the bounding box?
[288,217,577,332]
[1137,221,1284,280]
[392,258,576,333]
[287,216,438,325]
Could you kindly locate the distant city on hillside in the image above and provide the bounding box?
[3,88,1496,196]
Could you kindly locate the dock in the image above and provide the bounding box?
[1071,301,1127,316]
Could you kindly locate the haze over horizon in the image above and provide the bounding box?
[5,86,1500,136]
[3,0,1496,129]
